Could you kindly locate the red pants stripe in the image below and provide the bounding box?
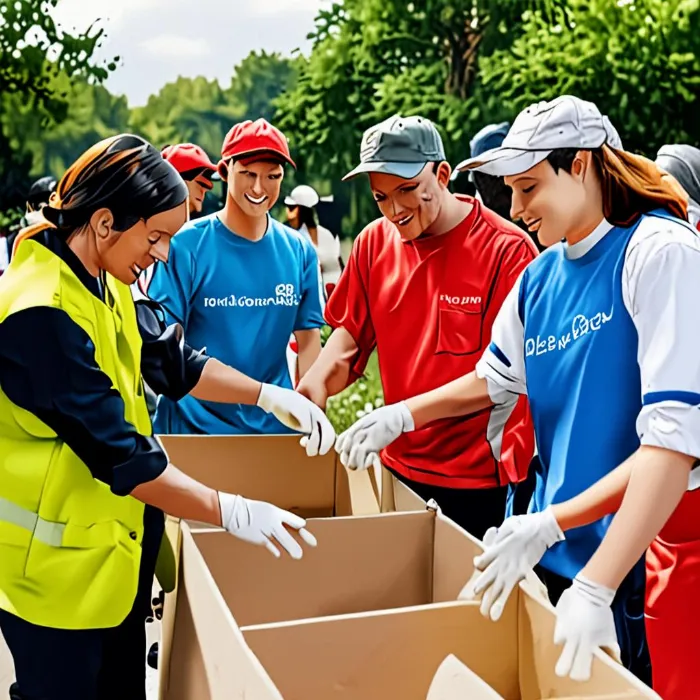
[646,488,700,699]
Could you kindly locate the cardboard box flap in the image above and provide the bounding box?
[242,602,520,700]
[426,654,505,699]
[432,515,483,602]
[517,586,660,700]
[159,434,337,516]
[548,694,642,700]
[168,524,283,700]
[191,511,435,627]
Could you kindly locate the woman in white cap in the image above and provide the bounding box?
[334,95,700,697]
[285,184,343,298]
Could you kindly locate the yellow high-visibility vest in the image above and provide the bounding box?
[0,237,151,629]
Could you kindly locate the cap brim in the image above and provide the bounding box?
[455,147,552,177]
[283,196,297,206]
[342,160,428,182]
[219,148,297,170]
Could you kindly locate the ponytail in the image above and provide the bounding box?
[592,145,688,227]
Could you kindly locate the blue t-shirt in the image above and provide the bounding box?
[147,213,324,435]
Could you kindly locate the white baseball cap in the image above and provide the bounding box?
[284,184,320,209]
[455,95,622,177]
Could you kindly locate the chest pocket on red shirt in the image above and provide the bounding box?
[436,293,483,355]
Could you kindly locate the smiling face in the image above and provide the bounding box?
[368,162,450,241]
[226,159,284,218]
[504,153,594,248]
[93,201,189,284]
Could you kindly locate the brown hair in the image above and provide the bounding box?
[593,145,688,227]
[547,145,688,228]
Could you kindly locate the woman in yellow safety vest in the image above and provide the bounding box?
[0,134,330,700]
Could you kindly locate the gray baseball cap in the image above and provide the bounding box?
[656,144,700,205]
[455,95,622,177]
[342,115,446,181]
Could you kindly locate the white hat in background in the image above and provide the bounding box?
[455,95,622,177]
[284,184,320,209]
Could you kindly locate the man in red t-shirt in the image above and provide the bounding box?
[297,115,537,538]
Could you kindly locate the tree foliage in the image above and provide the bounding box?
[2,0,699,239]
[479,0,700,154]
[0,0,115,213]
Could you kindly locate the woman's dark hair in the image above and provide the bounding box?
[17,134,188,247]
[473,171,513,221]
[292,204,318,230]
[546,145,687,227]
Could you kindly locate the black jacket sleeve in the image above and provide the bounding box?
[134,299,209,401]
[0,306,168,496]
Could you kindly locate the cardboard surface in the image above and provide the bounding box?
[516,588,658,700]
[427,654,505,699]
[242,602,520,700]
[157,433,379,697]
[192,511,437,627]
[159,434,378,518]
[160,450,659,700]
[378,463,427,513]
[161,526,282,700]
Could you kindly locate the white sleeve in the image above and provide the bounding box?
[623,218,700,460]
[475,271,527,404]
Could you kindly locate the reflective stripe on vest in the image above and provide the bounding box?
[0,496,65,547]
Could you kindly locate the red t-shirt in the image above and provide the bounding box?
[325,197,537,489]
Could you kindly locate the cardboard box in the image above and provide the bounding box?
[159,434,380,521]
[156,434,379,696]
[161,511,659,700]
[427,655,505,699]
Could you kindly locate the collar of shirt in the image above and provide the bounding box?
[563,218,613,260]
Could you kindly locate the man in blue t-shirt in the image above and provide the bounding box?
[147,118,325,435]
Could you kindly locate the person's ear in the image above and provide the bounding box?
[436,161,452,188]
[217,160,230,180]
[89,208,115,242]
[571,150,592,183]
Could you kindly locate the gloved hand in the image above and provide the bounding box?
[218,492,317,559]
[256,383,335,457]
[554,574,620,682]
[335,402,415,470]
[461,507,564,621]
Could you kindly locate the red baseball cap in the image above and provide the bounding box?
[219,119,296,170]
[161,143,218,179]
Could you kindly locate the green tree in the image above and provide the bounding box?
[479,0,700,154]
[227,50,299,124]
[129,52,298,163]
[2,77,130,180]
[274,0,531,236]
[0,0,115,217]
[129,76,239,158]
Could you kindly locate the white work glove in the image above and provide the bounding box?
[218,492,317,559]
[335,401,415,470]
[461,507,564,621]
[554,574,620,682]
[257,383,335,457]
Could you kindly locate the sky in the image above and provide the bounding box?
[52,0,330,107]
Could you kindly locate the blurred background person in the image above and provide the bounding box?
[655,144,700,229]
[2,176,59,276]
[161,142,218,217]
[285,184,343,299]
